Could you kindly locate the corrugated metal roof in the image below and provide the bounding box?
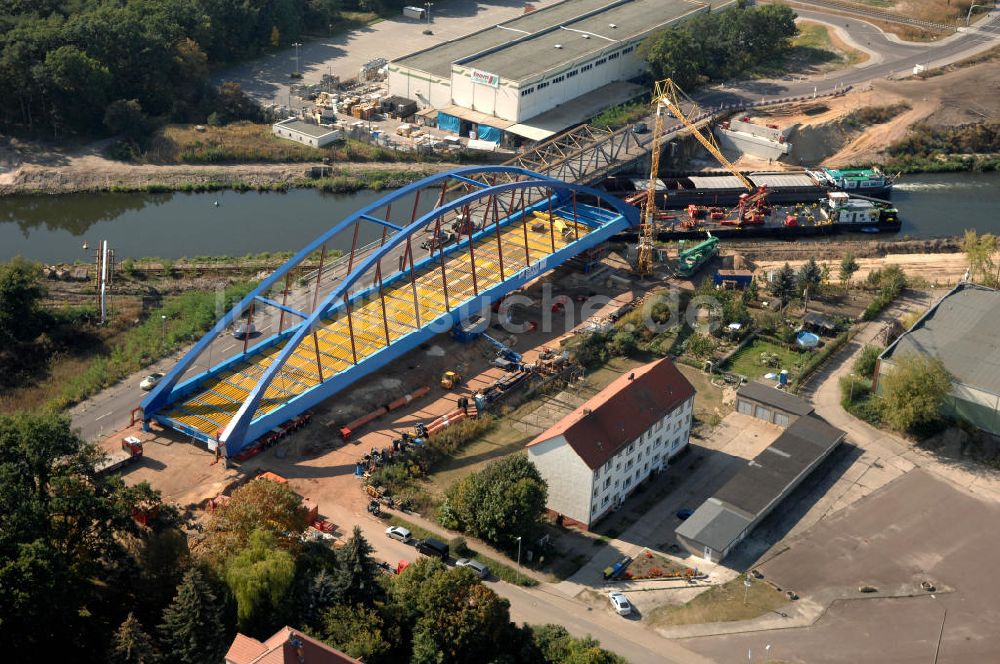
[687,175,745,190]
[749,172,816,188]
[881,283,1000,395]
[737,381,815,416]
[675,498,752,553]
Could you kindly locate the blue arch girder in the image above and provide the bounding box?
[142,166,639,456]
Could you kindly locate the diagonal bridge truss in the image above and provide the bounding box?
[141,166,638,457]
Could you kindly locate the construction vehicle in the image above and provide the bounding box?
[481,333,522,365]
[95,436,144,476]
[634,79,764,274]
[676,233,720,278]
[440,370,462,389]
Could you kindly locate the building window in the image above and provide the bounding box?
[623,476,631,488]
[644,461,649,471]
[622,45,634,54]
[566,69,578,78]
[608,51,620,60]
[671,437,680,450]
[626,459,633,470]
[594,486,600,497]
[520,87,535,96]
[603,495,610,506]
[581,63,592,72]
[604,477,611,489]
[537,81,549,90]
[652,454,660,463]
[595,58,607,66]
[551,75,564,84]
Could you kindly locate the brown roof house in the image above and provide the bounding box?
[527,357,695,529]
[225,626,361,664]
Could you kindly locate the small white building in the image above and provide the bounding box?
[527,357,695,530]
[272,118,344,148]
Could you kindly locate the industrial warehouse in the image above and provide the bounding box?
[388,0,733,142]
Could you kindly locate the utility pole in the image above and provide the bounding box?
[743,573,752,606]
[160,315,167,352]
[516,536,523,583]
[425,2,434,27]
[292,42,302,76]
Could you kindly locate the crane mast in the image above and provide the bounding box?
[634,78,757,275]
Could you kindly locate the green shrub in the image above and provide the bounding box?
[853,344,882,378]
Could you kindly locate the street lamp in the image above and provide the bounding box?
[849,371,857,403]
[292,42,302,76]
[425,2,433,26]
[160,315,167,352]
[515,536,522,582]
[966,3,984,25]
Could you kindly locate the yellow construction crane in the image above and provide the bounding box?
[635,78,754,275]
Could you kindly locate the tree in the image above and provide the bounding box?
[199,477,309,560]
[334,526,380,606]
[796,257,822,296]
[318,604,395,663]
[104,99,148,141]
[962,229,997,286]
[389,559,515,664]
[159,566,233,664]
[0,413,165,661]
[528,624,628,664]
[639,27,703,89]
[853,344,882,379]
[224,528,296,634]
[839,253,860,287]
[38,45,112,134]
[441,454,547,549]
[0,257,47,345]
[770,262,797,306]
[878,353,952,433]
[109,613,159,664]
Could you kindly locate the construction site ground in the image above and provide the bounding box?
[714,52,1000,171]
[101,265,645,536]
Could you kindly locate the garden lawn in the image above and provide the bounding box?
[648,575,788,627]
[722,338,807,382]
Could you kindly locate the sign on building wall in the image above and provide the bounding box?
[471,69,500,88]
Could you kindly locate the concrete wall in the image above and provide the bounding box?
[450,67,519,121]
[528,435,594,527]
[387,66,452,110]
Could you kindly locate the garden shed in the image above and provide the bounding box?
[735,381,814,428]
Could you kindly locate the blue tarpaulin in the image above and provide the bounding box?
[437,112,460,134]
[477,124,501,143]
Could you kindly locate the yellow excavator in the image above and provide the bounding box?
[635,79,756,276]
[440,370,462,390]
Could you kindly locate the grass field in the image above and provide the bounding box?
[386,514,537,587]
[722,339,807,382]
[789,22,868,71]
[677,363,728,425]
[146,122,426,164]
[648,575,789,627]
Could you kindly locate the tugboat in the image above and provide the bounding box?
[811,166,895,198]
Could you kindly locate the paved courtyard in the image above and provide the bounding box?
[680,469,1000,663]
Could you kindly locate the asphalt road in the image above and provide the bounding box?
[366,517,713,664]
[698,11,1000,106]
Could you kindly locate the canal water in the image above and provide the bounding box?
[1,171,998,263]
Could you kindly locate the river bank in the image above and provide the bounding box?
[0,146,454,195]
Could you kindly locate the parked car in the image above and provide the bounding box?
[632,122,648,134]
[140,372,165,391]
[455,558,490,579]
[608,591,633,616]
[676,507,694,521]
[415,537,449,560]
[385,526,412,543]
[231,322,256,339]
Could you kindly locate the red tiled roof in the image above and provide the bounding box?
[527,357,695,469]
[226,627,361,664]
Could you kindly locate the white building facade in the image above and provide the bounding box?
[527,358,695,529]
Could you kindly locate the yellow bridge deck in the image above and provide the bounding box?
[166,216,588,437]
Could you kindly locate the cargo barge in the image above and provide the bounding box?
[613,192,900,242]
[603,166,894,209]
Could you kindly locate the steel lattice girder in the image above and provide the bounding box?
[141,166,639,456]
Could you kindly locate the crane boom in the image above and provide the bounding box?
[635,104,665,276]
[652,79,755,191]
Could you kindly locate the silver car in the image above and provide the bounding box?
[385,526,412,543]
[455,558,490,579]
[608,591,632,616]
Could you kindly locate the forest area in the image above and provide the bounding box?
[0,0,411,139]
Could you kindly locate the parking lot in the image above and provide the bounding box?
[680,469,1000,662]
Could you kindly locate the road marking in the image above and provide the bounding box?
[221,344,236,352]
[95,411,114,421]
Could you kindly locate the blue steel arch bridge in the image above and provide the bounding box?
[141,166,639,457]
